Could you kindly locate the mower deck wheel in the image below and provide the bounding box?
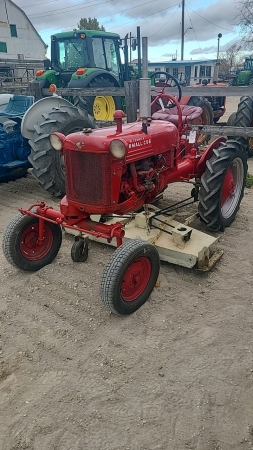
[2,214,62,271]
[100,239,160,315]
[71,237,89,263]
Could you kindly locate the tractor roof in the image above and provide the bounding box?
[52,30,120,40]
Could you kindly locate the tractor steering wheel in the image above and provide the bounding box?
[150,71,182,108]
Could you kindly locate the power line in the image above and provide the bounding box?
[185,7,203,58]
[148,6,180,38]
[186,4,234,33]
[108,3,181,30]
[21,0,98,8]
[25,1,180,37]
[28,0,116,18]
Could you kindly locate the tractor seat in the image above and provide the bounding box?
[152,104,203,126]
[0,95,34,117]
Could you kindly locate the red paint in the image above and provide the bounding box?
[221,167,235,205]
[121,257,152,301]
[18,89,228,251]
[20,222,53,260]
[114,110,125,133]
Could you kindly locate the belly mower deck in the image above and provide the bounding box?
[64,205,223,272]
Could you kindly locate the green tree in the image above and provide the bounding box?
[75,17,105,31]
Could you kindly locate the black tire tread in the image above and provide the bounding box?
[2,214,62,271]
[232,96,253,157]
[187,97,213,143]
[198,141,247,231]
[28,105,96,197]
[100,239,160,315]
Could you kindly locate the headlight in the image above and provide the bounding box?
[109,139,126,159]
[50,133,63,151]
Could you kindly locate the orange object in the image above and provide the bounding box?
[49,84,57,93]
[36,69,45,77]
[76,68,86,75]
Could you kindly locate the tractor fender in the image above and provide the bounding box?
[197,136,227,174]
[68,70,120,88]
[21,96,74,140]
[30,79,50,89]
[180,96,191,105]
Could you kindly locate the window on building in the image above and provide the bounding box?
[10,24,17,37]
[165,68,170,74]
[173,68,178,78]
[200,66,205,77]
[155,67,161,72]
[200,65,211,77]
[194,66,198,77]
[0,42,7,53]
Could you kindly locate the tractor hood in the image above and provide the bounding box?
[61,120,179,162]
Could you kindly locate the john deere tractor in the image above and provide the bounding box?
[32,29,131,121]
[229,56,253,86]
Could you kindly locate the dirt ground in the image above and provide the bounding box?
[1,97,253,450]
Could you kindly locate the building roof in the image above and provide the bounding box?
[10,0,47,49]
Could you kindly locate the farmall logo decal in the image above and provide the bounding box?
[128,137,152,149]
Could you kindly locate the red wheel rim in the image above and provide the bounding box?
[221,167,235,206]
[121,257,152,302]
[20,223,53,261]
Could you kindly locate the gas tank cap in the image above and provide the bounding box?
[82,128,93,133]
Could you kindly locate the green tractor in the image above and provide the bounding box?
[32,29,136,121]
[229,56,253,86]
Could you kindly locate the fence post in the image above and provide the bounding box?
[124,80,139,123]
[29,82,43,100]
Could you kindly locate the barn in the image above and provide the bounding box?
[0,0,47,81]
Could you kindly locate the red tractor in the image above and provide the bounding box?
[2,75,247,315]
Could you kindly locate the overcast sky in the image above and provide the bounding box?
[16,0,240,61]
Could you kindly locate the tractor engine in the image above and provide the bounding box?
[53,119,180,215]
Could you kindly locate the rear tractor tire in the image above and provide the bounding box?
[100,239,160,315]
[28,105,96,197]
[74,77,122,122]
[229,78,237,86]
[198,141,247,232]
[226,111,236,139]
[231,96,253,157]
[2,214,62,271]
[187,97,213,144]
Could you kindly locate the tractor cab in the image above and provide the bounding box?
[33,30,124,88]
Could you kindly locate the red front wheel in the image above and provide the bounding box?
[2,214,62,271]
[100,239,160,315]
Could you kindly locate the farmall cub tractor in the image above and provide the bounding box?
[2,74,247,315]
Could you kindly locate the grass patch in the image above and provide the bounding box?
[246,172,253,188]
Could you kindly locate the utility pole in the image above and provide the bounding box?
[181,0,185,60]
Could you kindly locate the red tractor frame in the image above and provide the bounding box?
[2,75,247,315]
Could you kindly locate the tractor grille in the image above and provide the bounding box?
[65,151,111,205]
